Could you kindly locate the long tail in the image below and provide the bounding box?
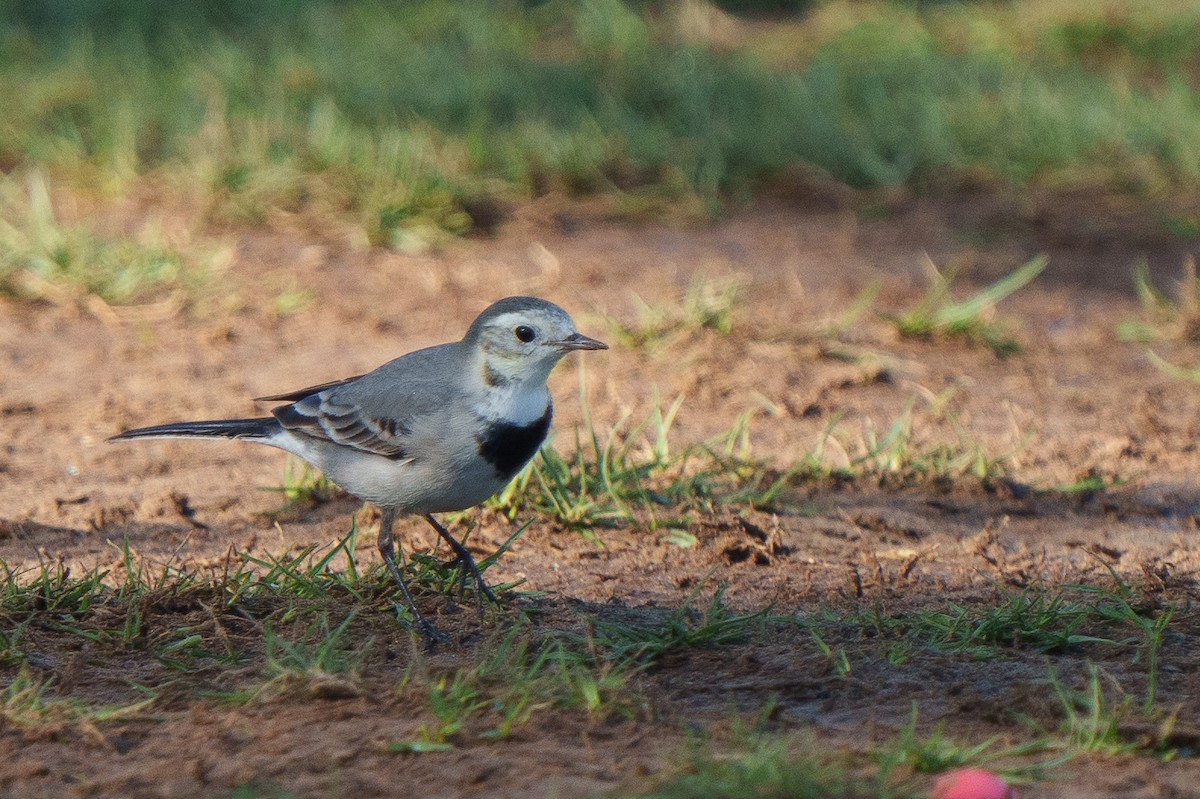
[108,417,280,442]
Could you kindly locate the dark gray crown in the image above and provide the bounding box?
[463,296,570,342]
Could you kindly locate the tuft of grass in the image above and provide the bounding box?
[2,540,218,655]
[588,585,776,667]
[229,783,304,799]
[608,274,749,349]
[886,256,1047,355]
[261,456,341,514]
[392,622,636,749]
[799,583,1176,703]
[0,614,32,667]
[0,517,528,671]
[259,610,371,697]
[272,282,316,316]
[619,733,879,799]
[1045,664,1180,759]
[1,665,157,728]
[1070,567,1175,713]
[0,557,109,616]
[489,390,794,536]
[879,589,1123,659]
[403,520,531,606]
[806,625,853,677]
[1116,257,1200,343]
[230,525,366,602]
[1050,471,1125,494]
[875,705,1059,785]
[805,391,1019,488]
[0,171,215,306]
[858,583,1174,669]
[680,273,747,336]
[816,280,882,341]
[613,708,1051,799]
[1143,345,1200,386]
[850,396,1014,486]
[155,628,243,671]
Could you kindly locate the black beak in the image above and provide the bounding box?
[554,332,608,351]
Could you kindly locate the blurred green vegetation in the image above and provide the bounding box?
[2,0,1200,297]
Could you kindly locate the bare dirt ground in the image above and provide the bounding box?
[3,193,1200,798]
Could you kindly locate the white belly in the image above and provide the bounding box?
[278,428,513,514]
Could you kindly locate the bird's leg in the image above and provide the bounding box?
[423,514,498,608]
[377,507,445,645]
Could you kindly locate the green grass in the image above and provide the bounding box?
[876,706,1052,780]
[261,456,341,515]
[816,280,883,341]
[1146,349,1200,384]
[488,390,799,536]
[0,0,1198,309]
[619,732,887,799]
[1,665,158,727]
[263,610,371,679]
[833,394,1017,486]
[1042,664,1184,759]
[386,585,775,751]
[886,256,1048,354]
[1135,266,1200,380]
[587,584,777,667]
[1116,257,1200,343]
[614,707,1056,799]
[394,623,637,749]
[791,582,1178,714]
[607,273,749,349]
[0,539,1187,794]
[0,170,216,305]
[1050,472,1125,495]
[876,589,1124,659]
[491,380,1015,541]
[841,583,1175,669]
[0,524,515,650]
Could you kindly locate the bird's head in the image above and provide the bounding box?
[464,296,607,387]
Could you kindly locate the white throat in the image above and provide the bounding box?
[471,348,560,425]
[475,380,551,425]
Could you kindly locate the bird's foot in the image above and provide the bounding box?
[415,617,450,650]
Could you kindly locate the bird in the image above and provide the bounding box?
[109,296,607,642]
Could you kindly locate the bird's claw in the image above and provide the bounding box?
[415,618,450,650]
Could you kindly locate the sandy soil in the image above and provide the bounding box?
[2,194,1200,798]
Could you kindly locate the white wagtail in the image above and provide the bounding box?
[110,296,607,641]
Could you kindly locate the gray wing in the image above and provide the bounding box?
[255,376,364,403]
[270,342,469,461]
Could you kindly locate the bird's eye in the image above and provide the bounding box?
[514,325,536,343]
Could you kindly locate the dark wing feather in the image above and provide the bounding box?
[255,375,365,403]
[273,395,411,460]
